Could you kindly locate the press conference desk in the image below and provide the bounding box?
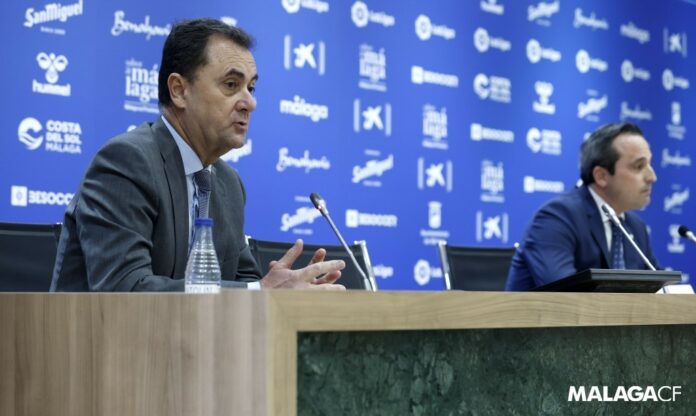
[2,291,696,415]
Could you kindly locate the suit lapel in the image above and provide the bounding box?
[581,186,611,267]
[153,119,189,278]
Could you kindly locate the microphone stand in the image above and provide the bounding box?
[310,193,375,291]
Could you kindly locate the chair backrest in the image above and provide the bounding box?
[247,237,377,291]
[0,222,62,291]
[438,242,516,291]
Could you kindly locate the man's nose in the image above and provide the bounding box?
[646,164,657,183]
[237,90,257,113]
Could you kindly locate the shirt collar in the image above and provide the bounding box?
[588,185,624,223]
[161,115,205,176]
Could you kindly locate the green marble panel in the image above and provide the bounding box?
[298,325,696,415]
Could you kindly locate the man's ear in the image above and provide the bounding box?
[168,73,187,109]
[592,165,610,188]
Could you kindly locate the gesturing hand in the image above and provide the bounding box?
[260,239,346,290]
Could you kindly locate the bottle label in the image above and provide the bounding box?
[185,284,221,294]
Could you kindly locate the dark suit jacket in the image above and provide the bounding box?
[51,119,261,291]
[506,185,659,291]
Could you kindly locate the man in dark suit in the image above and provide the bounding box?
[506,122,659,291]
[51,19,345,291]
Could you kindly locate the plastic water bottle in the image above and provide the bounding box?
[184,218,221,293]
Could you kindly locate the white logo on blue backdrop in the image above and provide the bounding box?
[280,196,321,234]
[422,104,448,150]
[526,39,561,63]
[668,225,686,254]
[420,201,449,246]
[282,0,329,14]
[473,27,510,53]
[620,101,652,122]
[577,92,608,121]
[664,186,689,214]
[527,1,560,26]
[667,101,686,140]
[473,73,511,103]
[284,35,326,75]
[111,11,171,40]
[415,15,455,41]
[24,0,83,35]
[411,66,459,88]
[417,158,453,192]
[279,96,329,122]
[575,49,608,74]
[527,128,562,156]
[470,123,514,143]
[481,0,505,15]
[620,22,651,44]
[662,69,690,91]
[124,59,159,114]
[662,149,691,168]
[481,160,505,203]
[352,151,393,187]
[353,99,391,136]
[17,117,43,150]
[276,147,331,173]
[33,52,70,97]
[664,28,688,57]
[533,81,556,115]
[476,211,509,243]
[358,44,387,92]
[573,8,609,31]
[17,117,82,154]
[621,60,651,83]
[351,1,395,28]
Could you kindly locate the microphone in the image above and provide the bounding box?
[600,204,656,271]
[310,192,375,291]
[678,225,696,244]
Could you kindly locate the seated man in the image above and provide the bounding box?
[506,122,660,291]
[51,19,344,291]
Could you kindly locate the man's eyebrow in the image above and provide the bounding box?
[223,68,259,82]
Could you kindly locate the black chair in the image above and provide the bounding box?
[437,242,516,291]
[246,237,377,291]
[0,222,62,291]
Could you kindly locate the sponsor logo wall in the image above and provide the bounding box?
[2,0,695,289]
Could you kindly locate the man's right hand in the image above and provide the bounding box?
[260,239,346,290]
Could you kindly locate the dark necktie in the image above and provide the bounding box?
[610,220,626,269]
[193,169,211,219]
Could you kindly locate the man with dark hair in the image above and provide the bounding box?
[51,19,345,291]
[506,122,659,291]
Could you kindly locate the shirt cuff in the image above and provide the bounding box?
[247,281,261,290]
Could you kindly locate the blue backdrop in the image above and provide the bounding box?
[2,0,694,289]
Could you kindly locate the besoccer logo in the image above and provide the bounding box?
[11,186,28,207]
[18,117,43,150]
[351,1,369,27]
[37,52,68,83]
[415,15,432,40]
[282,0,301,13]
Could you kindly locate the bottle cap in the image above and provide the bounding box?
[194,217,213,226]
